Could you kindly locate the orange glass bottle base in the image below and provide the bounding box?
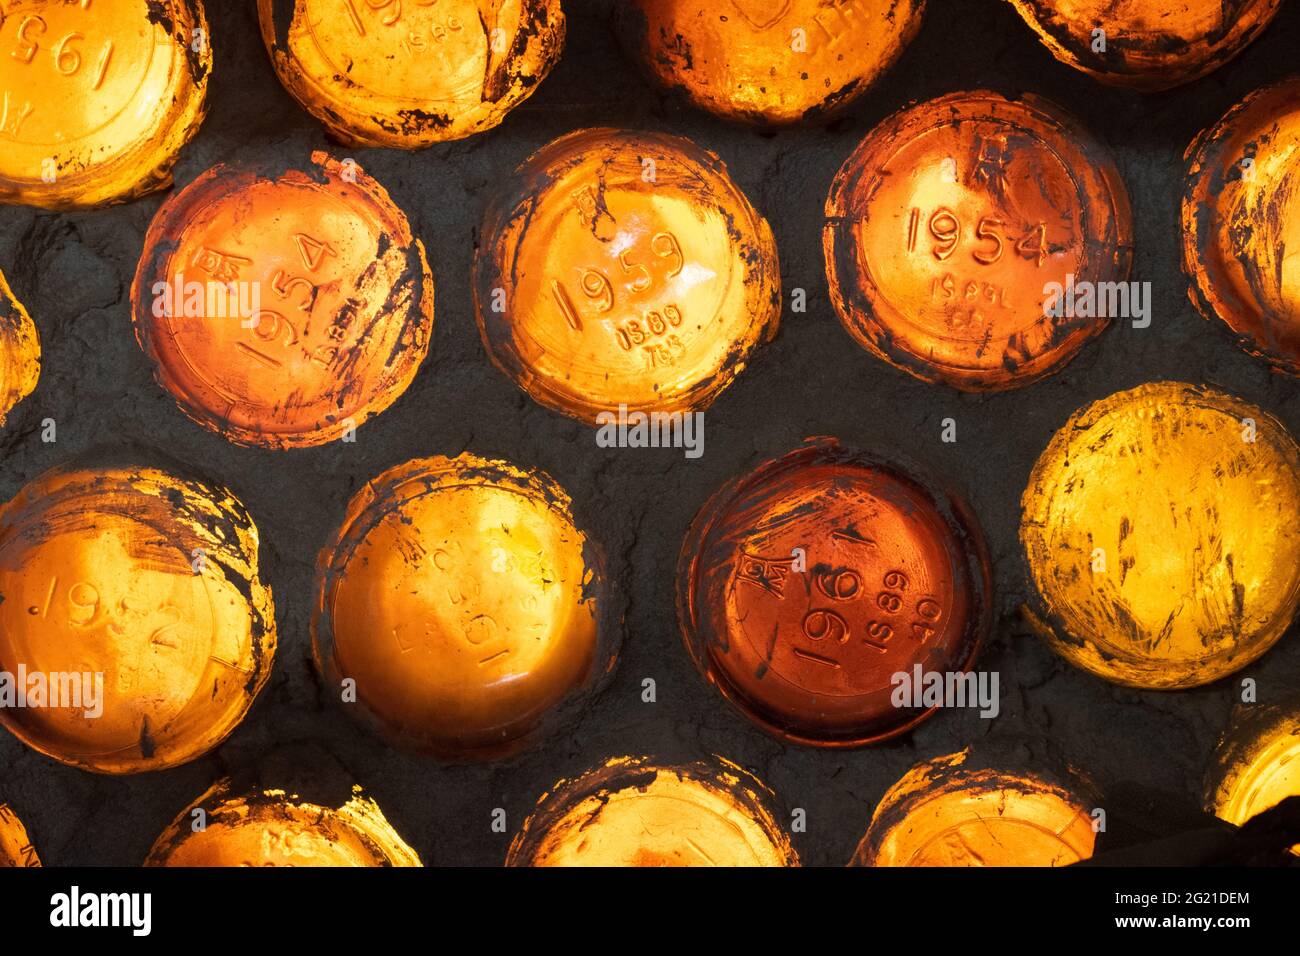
[507,755,798,867]
[0,0,210,209]
[825,90,1132,391]
[312,453,615,760]
[474,127,780,423]
[131,151,433,448]
[678,438,991,746]
[145,780,421,867]
[1008,0,1283,91]
[620,0,925,125]
[256,0,565,148]
[0,459,276,774]
[1183,79,1300,375]
[852,750,1097,866]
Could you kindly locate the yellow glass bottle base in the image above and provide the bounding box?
[1021,382,1300,689]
